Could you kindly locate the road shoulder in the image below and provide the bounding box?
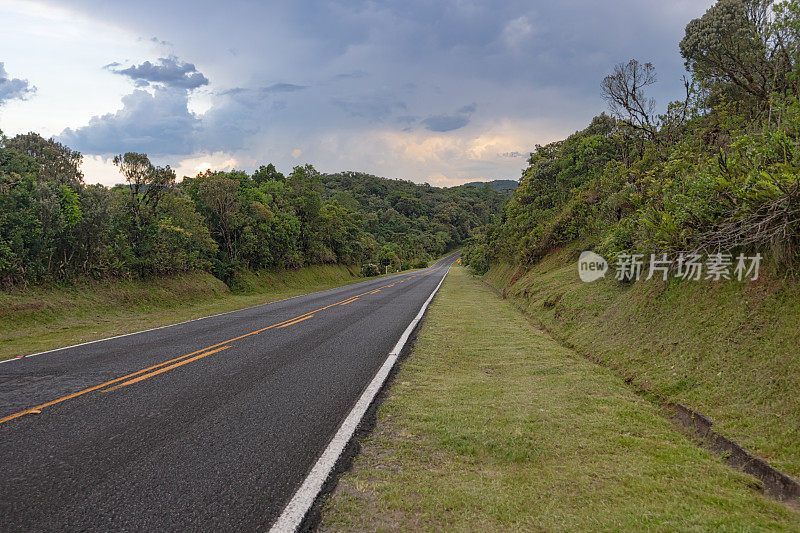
[321,265,798,531]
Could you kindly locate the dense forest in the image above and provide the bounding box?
[0,133,507,287]
[465,0,800,276]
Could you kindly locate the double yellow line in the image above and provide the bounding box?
[1,265,444,425]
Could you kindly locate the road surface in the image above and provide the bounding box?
[0,254,457,531]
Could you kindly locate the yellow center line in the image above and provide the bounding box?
[277,315,314,328]
[1,265,445,425]
[0,344,233,423]
[105,346,232,392]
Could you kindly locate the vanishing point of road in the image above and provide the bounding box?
[0,254,458,531]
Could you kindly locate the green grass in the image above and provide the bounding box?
[322,265,798,531]
[482,246,800,479]
[0,265,365,361]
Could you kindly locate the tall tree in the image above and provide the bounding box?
[601,60,659,142]
[5,132,83,187]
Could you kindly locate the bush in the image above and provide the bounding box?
[361,263,380,277]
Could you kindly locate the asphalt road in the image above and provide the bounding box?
[0,254,458,531]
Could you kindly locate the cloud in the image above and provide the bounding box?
[13,0,716,185]
[59,87,199,155]
[0,63,36,106]
[106,56,209,90]
[263,83,307,93]
[220,83,307,97]
[421,114,470,132]
[149,36,172,47]
[420,103,477,132]
[333,71,367,81]
[332,94,406,121]
[501,15,534,50]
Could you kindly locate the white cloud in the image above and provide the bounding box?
[59,87,200,156]
[171,152,240,179]
[80,154,120,186]
[501,15,533,50]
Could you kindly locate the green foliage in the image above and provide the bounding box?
[1,135,505,287]
[321,171,506,267]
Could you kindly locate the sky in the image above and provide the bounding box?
[0,0,714,187]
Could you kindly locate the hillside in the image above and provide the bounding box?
[320,171,507,259]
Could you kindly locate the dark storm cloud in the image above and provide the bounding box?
[421,114,469,132]
[106,56,209,90]
[47,0,714,181]
[420,103,476,132]
[0,63,35,106]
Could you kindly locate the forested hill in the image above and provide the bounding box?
[0,133,507,287]
[459,179,518,195]
[321,171,507,251]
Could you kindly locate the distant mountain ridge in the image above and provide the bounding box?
[459,179,518,194]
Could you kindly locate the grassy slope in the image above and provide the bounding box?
[322,265,798,531]
[482,246,800,479]
[0,265,362,361]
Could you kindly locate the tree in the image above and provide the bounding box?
[252,163,285,185]
[679,0,795,103]
[287,165,323,261]
[112,152,176,232]
[601,60,659,142]
[5,133,83,187]
[195,173,241,261]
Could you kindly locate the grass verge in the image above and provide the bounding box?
[482,246,800,480]
[0,265,363,361]
[322,265,798,531]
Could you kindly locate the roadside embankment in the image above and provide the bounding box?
[483,247,800,481]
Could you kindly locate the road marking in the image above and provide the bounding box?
[0,266,437,366]
[0,343,234,424]
[269,261,454,533]
[0,264,446,425]
[105,346,232,391]
[277,315,314,328]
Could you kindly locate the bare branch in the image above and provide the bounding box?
[601,60,659,142]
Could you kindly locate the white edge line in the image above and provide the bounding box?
[0,265,440,366]
[269,261,454,533]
